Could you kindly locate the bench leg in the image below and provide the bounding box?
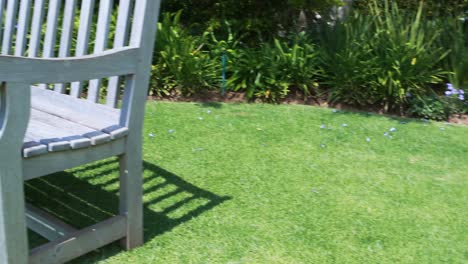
[0,165,28,264]
[118,152,144,250]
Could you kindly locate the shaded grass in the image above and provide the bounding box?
[26,102,468,263]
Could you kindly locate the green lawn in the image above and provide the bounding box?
[27,102,468,263]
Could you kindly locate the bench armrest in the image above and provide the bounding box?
[0,82,30,151]
[0,47,139,84]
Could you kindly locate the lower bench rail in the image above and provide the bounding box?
[26,205,126,264]
[26,204,77,241]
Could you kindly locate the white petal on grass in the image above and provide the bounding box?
[389,127,397,132]
[366,137,371,142]
[148,133,155,138]
[320,124,326,129]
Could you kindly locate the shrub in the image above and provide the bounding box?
[437,17,468,91]
[320,0,449,113]
[227,34,321,102]
[353,0,467,17]
[151,12,220,96]
[407,96,451,121]
[407,83,467,120]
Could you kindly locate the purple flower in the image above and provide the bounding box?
[447,83,456,92]
[459,94,465,101]
[459,90,465,95]
[445,91,452,96]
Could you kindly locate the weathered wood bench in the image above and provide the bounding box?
[0,0,161,263]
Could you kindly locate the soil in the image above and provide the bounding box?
[148,90,468,126]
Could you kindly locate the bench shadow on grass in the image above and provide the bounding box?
[24,159,230,263]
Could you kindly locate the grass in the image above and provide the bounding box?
[27,101,467,263]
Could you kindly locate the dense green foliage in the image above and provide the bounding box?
[150,12,220,96]
[28,102,468,263]
[320,1,448,112]
[353,0,468,17]
[227,35,321,101]
[150,0,467,120]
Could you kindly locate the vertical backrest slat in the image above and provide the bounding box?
[42,0,61,57]
[29,0,45,58]
[2,0,19,55]
[0,0,5,43]
[129,0,145,47]
[38,0,62,89]
[70,0,95,98]
[54,0,77,93]
[106,0,132,108]
[88,0,114,103]
[15,0,32,56]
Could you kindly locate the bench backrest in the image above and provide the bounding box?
[0,0,158,108]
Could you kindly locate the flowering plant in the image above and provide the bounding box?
[443,83,467,116]
[445,83,465,101]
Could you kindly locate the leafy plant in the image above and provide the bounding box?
[407,83,467,120]
[151,12,220,96]
[407,96,451,121]
[437,17,468,91]
[320,0,449,113]
[227,35,321,102]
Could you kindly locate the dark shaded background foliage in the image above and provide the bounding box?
[161,0,342,40]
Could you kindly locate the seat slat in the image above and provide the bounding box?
[55,0,77,93]
[23,103,127,159]
[31,87,121,130]
[22,140,48,158]
[88,0,114,103]
[26,121,73,152]
[29,108,112,147]
[1,0,19,55]
[107,0,133,108]
[15,0,32,56]
[28,109,92,150]
[70,0,96,98]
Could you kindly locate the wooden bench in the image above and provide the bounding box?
[0,0,161,263]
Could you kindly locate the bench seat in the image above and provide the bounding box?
[23,87,128,158]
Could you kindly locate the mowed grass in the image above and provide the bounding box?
[26,102,467,263]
